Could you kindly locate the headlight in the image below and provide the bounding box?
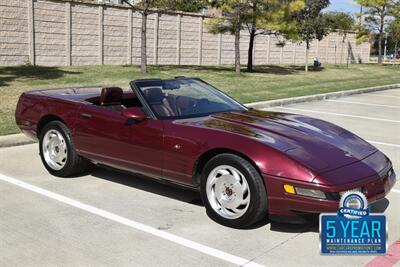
[296,187,326,199]
[283,184,326,199]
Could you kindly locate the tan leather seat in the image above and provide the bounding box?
[144,88,175,117]
[100,87,126,112]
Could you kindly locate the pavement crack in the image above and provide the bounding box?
[157,223,173,230]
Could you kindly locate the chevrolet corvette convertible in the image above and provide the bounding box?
[15,78,396,228]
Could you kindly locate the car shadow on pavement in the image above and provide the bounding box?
[87,166,390,233]
[90,166,204,206]
[370,198,390,213]
[270,221,319,233]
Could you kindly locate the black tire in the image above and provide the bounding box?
[200,153,268,228]
[39,121,88,177]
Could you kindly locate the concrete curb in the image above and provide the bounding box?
[1,83,399,148]
[0,134,36,148]
[245,84,400,109]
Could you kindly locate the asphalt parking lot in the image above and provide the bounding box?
[0,89,399,267]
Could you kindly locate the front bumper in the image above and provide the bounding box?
[263,167,396,219]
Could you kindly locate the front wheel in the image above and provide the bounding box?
[39,121,88,177]
[200,153,268,228]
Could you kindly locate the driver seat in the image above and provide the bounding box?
[100,87,126,112]
[144,88,175,117]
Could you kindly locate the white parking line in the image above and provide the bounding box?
[275,107,400,123]
[0,173,263,267]
[392,189,400,194]
[366,140,400,148]
[325,99,400,109]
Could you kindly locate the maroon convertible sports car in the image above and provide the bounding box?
[16,78,396,228]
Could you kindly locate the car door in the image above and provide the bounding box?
[162,120,201,185]
[72,103,164,178]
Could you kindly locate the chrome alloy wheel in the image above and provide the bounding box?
[42,129,68,171]
[206,165,250,219]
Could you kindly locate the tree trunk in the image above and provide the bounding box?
[340,36,345,65]
[305,41,309,72]
[247,29,255,72]
[247,5,257,73]
[378,15,384,64]
[378,32,383,64]
[345,33,350,68]
[234,19,241,74]
[334,43,337,65]
[141,10,148,73]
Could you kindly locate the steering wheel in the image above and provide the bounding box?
[193,98,209,109]
[176,97,209,115]
[176,96,195,116]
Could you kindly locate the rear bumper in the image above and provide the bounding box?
[263,168,396,220]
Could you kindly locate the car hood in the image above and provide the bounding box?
[177,109,377,174]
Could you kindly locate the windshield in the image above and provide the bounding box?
[133,78,246,119]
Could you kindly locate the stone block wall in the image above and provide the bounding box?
[0,0,371,66]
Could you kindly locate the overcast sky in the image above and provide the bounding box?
[326,0,360,13]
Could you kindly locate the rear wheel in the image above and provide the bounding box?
[200,153,268,228]
[39,121,88,177]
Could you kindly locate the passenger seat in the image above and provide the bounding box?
[100,87,126,112]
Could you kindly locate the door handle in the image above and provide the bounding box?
[81,112,92,119]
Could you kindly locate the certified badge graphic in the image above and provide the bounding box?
[320,191,387,255]
[339,191,369,219]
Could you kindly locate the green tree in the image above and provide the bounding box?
[388,19,400,57]
[207,0,304,73]
[292,0,330,72]
[354,6,371,46]
[207,0,251,74]
[356,0,398,64]
[325,12,355,65]
[244,0,305,72]
[154,0,207,13]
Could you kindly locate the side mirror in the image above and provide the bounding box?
[122,107,147,124]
